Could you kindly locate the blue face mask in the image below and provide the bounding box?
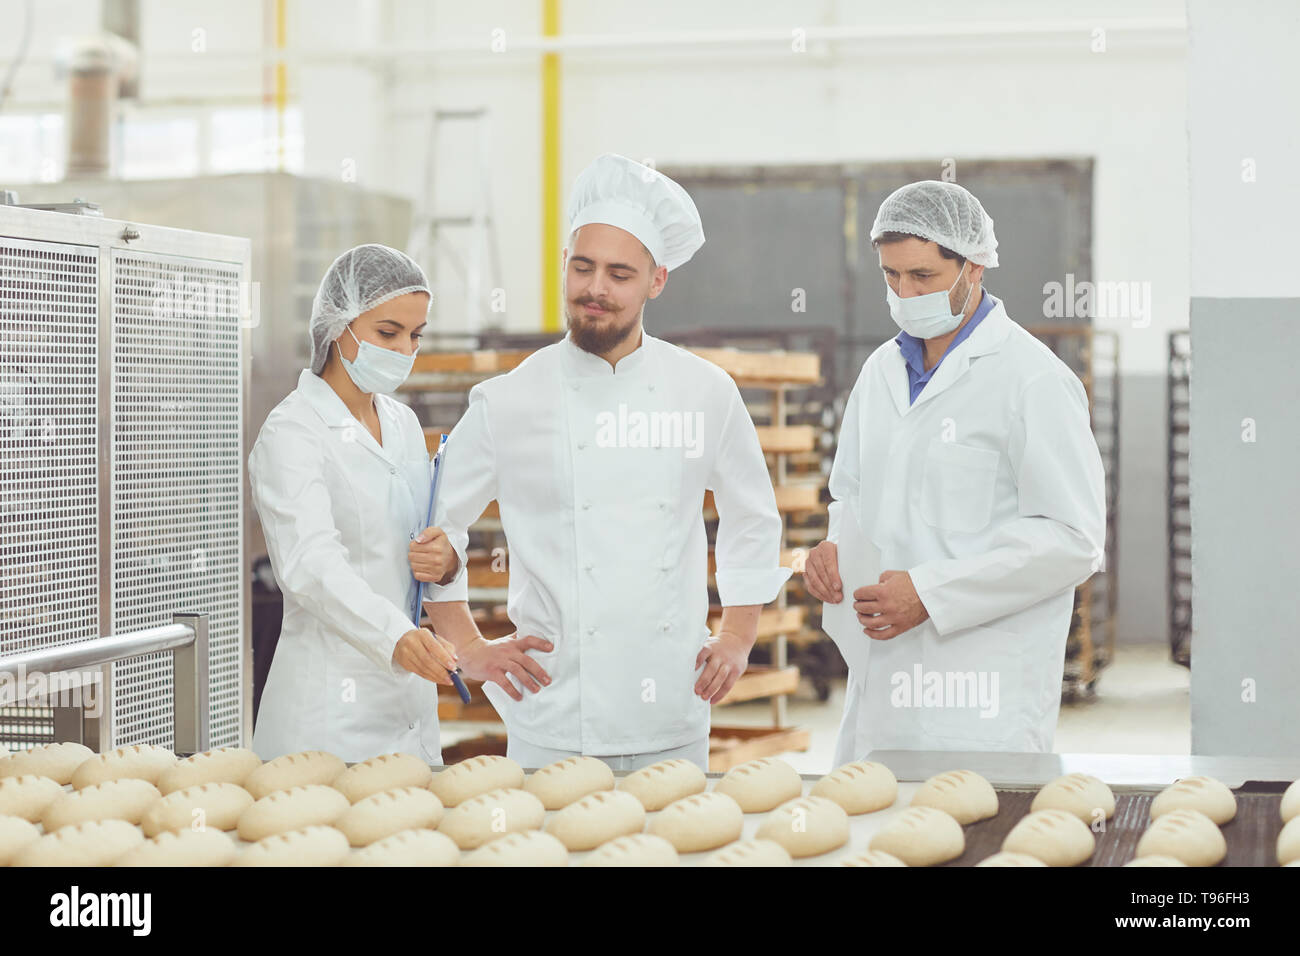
[885,261,973,339]
[336,325,415,394]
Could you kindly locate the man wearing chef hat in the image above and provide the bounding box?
[413,154,790,771]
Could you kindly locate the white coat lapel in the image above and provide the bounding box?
[907,302,1014,412]
[296,368,396,467]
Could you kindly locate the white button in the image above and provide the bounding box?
[571,383,580,391]
[584,564,593,572]
[648,384,656,392]
[409,531,415,540]
[587,627,596,636]
[660,622,671,631]
[577,441,587,450]
[582,502,591,510]
[389,467,397,476]
[408,722,415,729]
[658,501,666,510]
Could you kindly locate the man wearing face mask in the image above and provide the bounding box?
[803,181,1106,766]
[249,243,460,762]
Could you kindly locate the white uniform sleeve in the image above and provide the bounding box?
[908,370,1107,635]
[248,418,413,676]
[424,386,498,604]
[826,368,866,543]
[708,384,792,606]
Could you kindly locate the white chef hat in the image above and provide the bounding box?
[870,180,999,268]
[567,153,705,271]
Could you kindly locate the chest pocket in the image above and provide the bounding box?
[919,438,1000,534]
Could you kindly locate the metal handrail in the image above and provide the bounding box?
[0,612,209,754]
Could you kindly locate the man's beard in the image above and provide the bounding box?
[565,299,641,355]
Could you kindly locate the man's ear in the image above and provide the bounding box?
[969,262,985,285]
[647,264,669,300]
[561,247,569,271]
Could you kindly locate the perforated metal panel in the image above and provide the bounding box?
[109,249,243,749]
[0,237,99,749]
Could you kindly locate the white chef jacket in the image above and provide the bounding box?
[829,297,1106,766]
[427,332,790,754]
[249,368,441,763]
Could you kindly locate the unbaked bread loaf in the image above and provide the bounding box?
[1278,816,1300,866]
[0,742,93,785]
[1031,773,1115,822]
[545,790,645,850]
[141,782,253,837]
[714,758,802,813]
[755,795,850,858]
[869,806,965,866]
[648,792,744,853]
[910,769,998,824]
[0,774,64,822]
[524,756,615,809]
[838,850,909,867]
[428,755,525,807]
[976,851,1048,867]
[344,828,460,867]
[336,787,444,847]
[1135,808,1226,866]
[244,750,346,799]
[115,829,238,867]
[237,784,350,841]
[14,819,144,867]
[580,833,679,867]
[1282,779,1300,824]
[460,830,568,867]
[157,747,262,795]
[332,752,433,803]
[1150,776,1237,825]
[0,814,41,865]
[42,778,161,831]
[233,826,350,867]
[71,744,176,789]
[618,759,707,811]
[700,838,793,867]
[810,760,897,814]
[437,787,545,849]
[1002,810,1095,866]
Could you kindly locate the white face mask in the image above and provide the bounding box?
[336,325,415,394]
[885,261,973,339]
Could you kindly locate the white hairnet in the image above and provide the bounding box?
[309,243,431,374]
[870,180,999,268]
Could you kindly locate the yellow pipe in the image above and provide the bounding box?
[275,0,287,171]
[541,0,561,332]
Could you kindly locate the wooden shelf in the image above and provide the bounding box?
[755,425,816,454]
[709,605,805,642]
[708,725,812,772]
[714,666,800,706]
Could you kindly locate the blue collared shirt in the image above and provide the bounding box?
[896,289,997,405]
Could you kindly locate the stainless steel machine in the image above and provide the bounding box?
[0,203,251,751]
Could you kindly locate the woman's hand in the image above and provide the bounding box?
[457,634,554,701]
[409,526,457,585]
[392,627,459,684]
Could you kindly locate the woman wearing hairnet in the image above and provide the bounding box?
[248,243,459,762]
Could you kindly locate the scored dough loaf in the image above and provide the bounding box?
[1135,808,1226,866]
[1282,779,1300,824]
[701,838,793,868]
[233,825,350,867]
[524,756,615,810]
[42,778,161,831]
[1278,816,1300,866]
[545,789,645,851]
[115,829,238,867]
[1125,855,1189,867]
[336,786,444,847]
[0,742,93,785]
[437,787,545,849]
[243,750,346,799]
[838,850,909,867]
[14,819,144,867]
[71,744,177,789]
[810,760,898,815]
[157,747,262,795]
[648,792,744,853]
[0,815,41,866]
[344,828,460,867]
[332,752,433,803]
[714,758,802,813]
[0,775,64,822]
[755,795,850,858]
[910,769,999,824]
[460,830,569,867]
[869,806,965,867]
[237,784,350,842]
[976,851,1049,868]
[428,755,525,807]
[1150,776,1237,825]
[1001,809,1096,866]
[1031,773,1115,822]
[141,782,254,837]
[580,834,680,867]
[618,759,707,812]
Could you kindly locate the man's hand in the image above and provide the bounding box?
[392,628,459,684]
[409,526,457,585]
[694,630,753,704]
[457,633,554,701]
[804,540,842,604]
[852,570,929,640]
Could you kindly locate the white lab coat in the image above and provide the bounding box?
[428,333,790,755]
[248,368,441,764]
[829,296,1106,766]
